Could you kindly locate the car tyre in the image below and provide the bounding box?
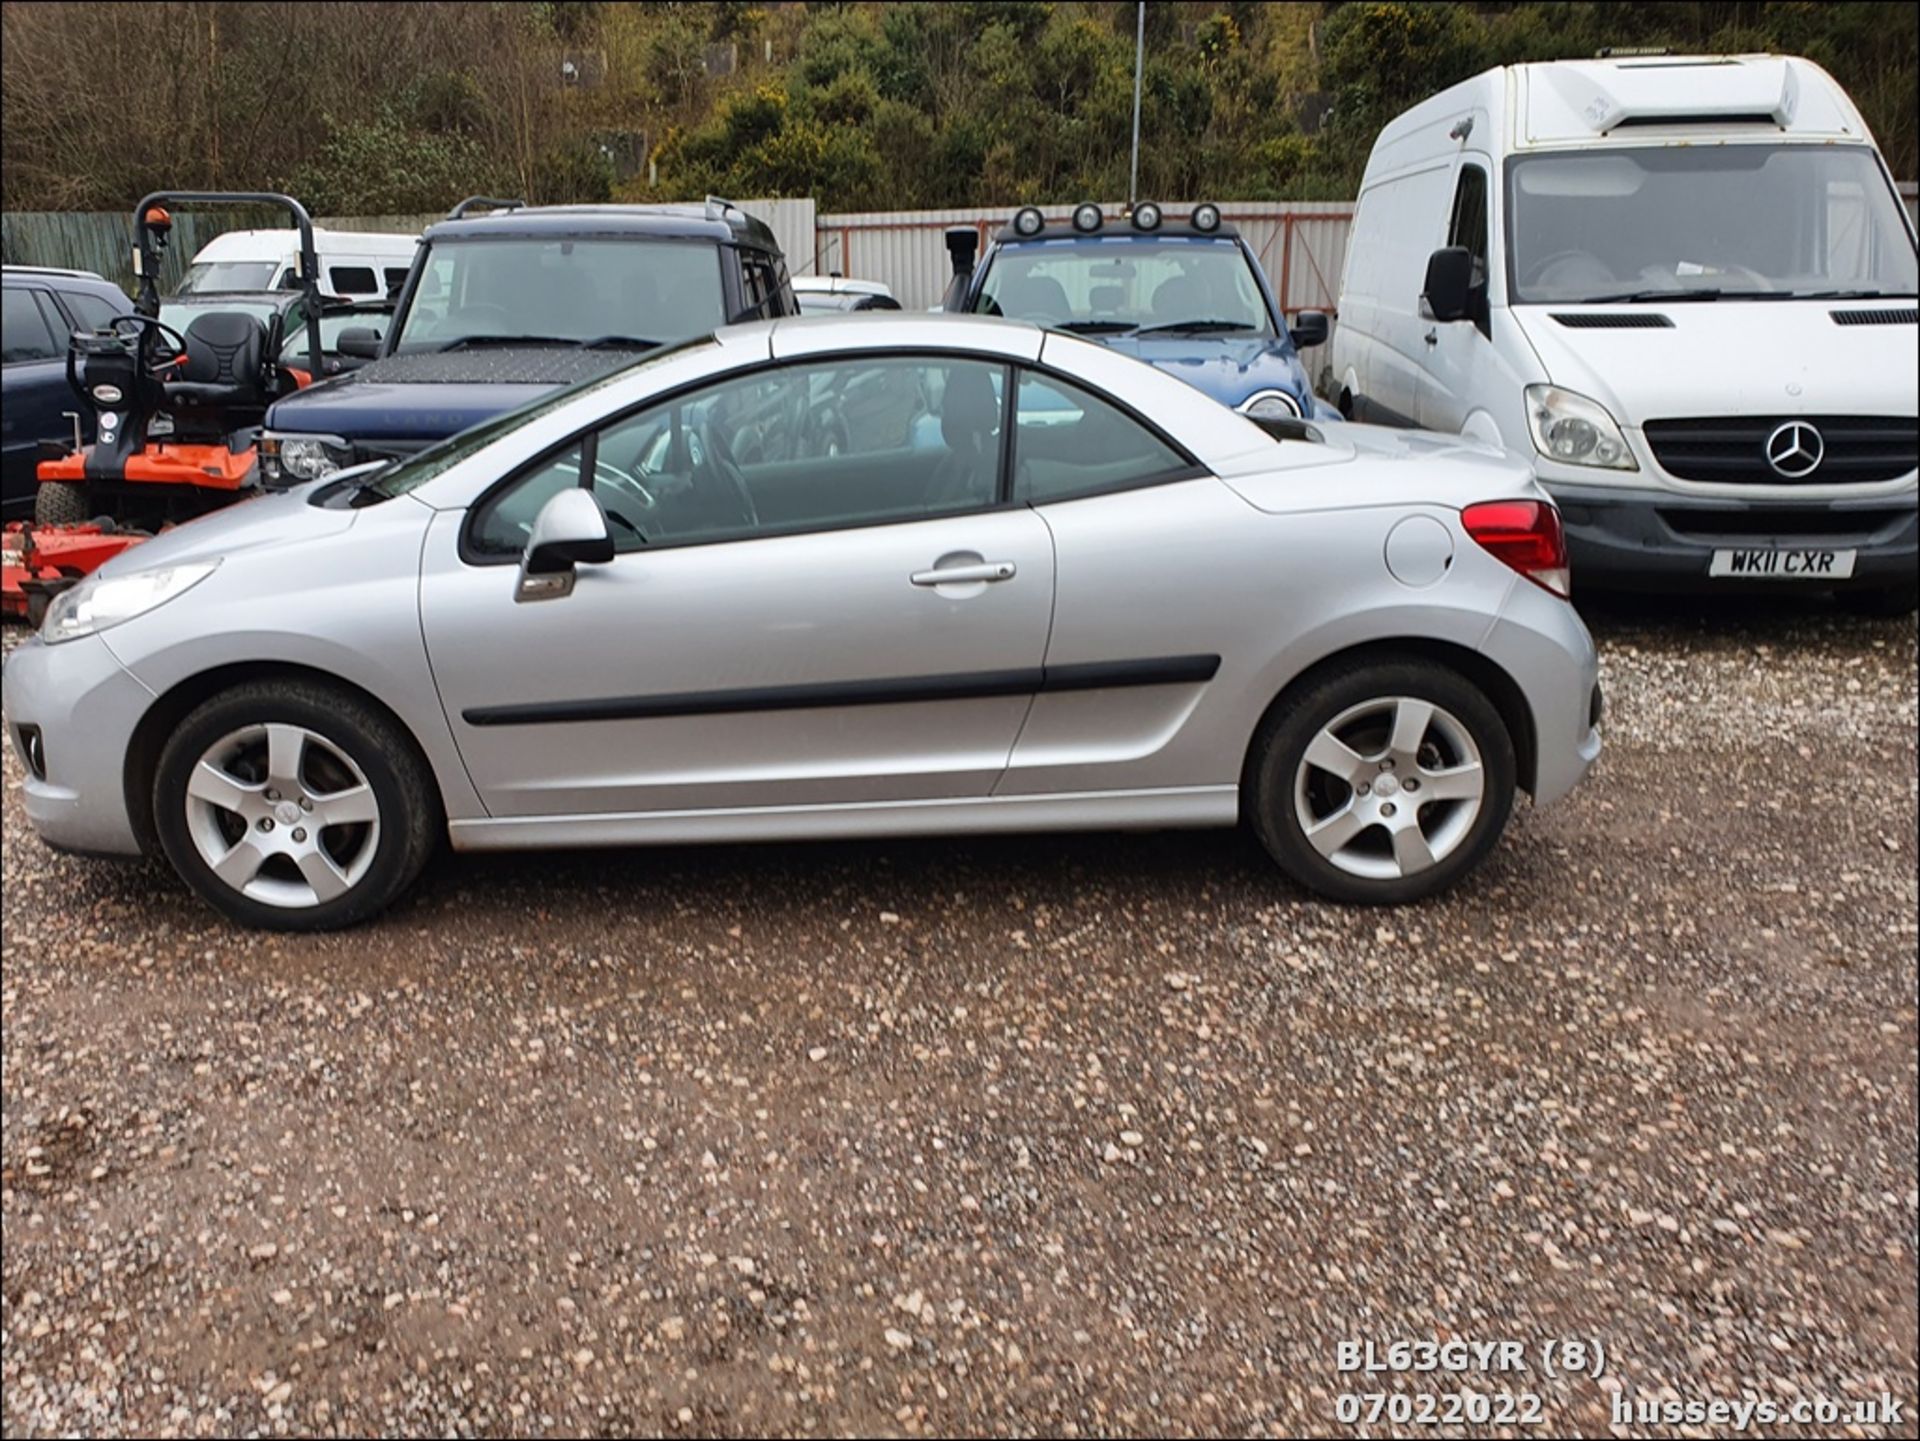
[33,481,91,526]
[1248,658,1516,905]
[1836,585,1918,619]
[153,680,439,930]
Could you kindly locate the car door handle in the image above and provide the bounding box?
[1423,328,1438,346]
[911,560,1017,586]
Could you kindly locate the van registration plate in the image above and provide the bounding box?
[1709,548,1857,580]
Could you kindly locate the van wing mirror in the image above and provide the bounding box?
[1288,309,1330,349]
[517,488,614,602]
[1421,247,1474,323]
[336,326,382,359]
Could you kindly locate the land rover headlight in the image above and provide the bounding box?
[1524,386,1637,471]
[261,432,351,482]
[41,562,218,645]
[1238,390,1302,421]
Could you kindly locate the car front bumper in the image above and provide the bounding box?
[1540,482,1919,594]
[2,632,152,856]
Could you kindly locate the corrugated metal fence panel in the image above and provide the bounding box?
[814,202,1354,311]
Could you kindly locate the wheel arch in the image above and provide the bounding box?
[1239,637,1538,799]
[123,660,447,857]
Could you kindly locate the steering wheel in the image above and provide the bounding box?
[593,459,657,513]
[108,313,191,376]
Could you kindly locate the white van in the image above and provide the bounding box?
[177,227,420,301]
[1331,54,1918,612]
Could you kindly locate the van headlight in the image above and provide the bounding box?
[261,432,351,482]
[1524,386,1637,471]
[41,562,218,645]
[1238,390,1302,421]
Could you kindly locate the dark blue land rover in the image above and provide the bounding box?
[261,198,796,482]
[941,202,1335,423]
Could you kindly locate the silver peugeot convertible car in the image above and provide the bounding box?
[4,315,1600,930]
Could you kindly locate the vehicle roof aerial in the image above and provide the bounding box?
[425,202,782,252]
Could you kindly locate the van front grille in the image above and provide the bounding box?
[1644,415,1918,486]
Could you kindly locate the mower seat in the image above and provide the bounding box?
[165,311,268,407]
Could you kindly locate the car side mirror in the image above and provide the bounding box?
[1420,247,1474,323]
[517,488,614,602]
[337,326,382,359]
[1288,309,1330,349]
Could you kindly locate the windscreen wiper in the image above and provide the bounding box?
[1576,288,1732,304]
[1133,319,1262,335]
[1777,289,1918,301]
[577,335,662,350]
[1054,320,1139,334]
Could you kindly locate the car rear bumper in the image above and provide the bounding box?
[1542,482,1919,594]
[1478,577,1602,808]
[2,632,150,856]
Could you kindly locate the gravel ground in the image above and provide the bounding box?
[2,597,1915,1439]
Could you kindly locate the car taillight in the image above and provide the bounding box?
[1461,500,1570,598]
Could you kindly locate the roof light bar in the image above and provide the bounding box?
[1071,203,1104,234]
[1012,206,1045,237]
[1130,202,1163,232]
[1190,203,1221,233]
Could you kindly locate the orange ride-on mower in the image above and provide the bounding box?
[4,191,329,623]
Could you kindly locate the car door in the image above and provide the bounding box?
[1,285,73,517]
[997,369,1241,797]
[419,352,1056,818]
[1419,156,1493,432]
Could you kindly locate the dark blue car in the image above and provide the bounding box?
[2,266,132,517]
[940,203,1335,423]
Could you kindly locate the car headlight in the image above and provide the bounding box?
[1524,386,1637,471]
[1238,390,1302,421]
[41,563,218,645]
[261,433,351,483]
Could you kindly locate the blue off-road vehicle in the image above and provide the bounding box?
[260,197,796,482]
[941,202,1335,423]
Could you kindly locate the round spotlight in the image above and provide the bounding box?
[1012,206,1045,237]
[1191,202,1221,233]
[1071,202,1104,234]
[1130,202,1163,232]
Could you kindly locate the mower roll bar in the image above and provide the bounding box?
[130,191,323,379]
[447,196,527,220]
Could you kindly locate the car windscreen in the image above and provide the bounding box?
[390,237,727,354]
[1507,144,1919,303]
[972,237,1275,335]
[177,261,279,294]
[160,299,281,333]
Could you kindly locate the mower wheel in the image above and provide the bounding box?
[34,482,92,527]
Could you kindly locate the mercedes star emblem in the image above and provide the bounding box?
[1764,420,1824,479]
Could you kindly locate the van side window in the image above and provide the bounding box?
[330,265,379,295]
[1446,163,1490,335]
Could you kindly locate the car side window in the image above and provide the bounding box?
[2,288,61,363]
[468,356,1007,559]
[61,291,123,333]
[1012,370,1191,504]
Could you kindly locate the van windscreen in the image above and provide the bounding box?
[1506,145,1917,304]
